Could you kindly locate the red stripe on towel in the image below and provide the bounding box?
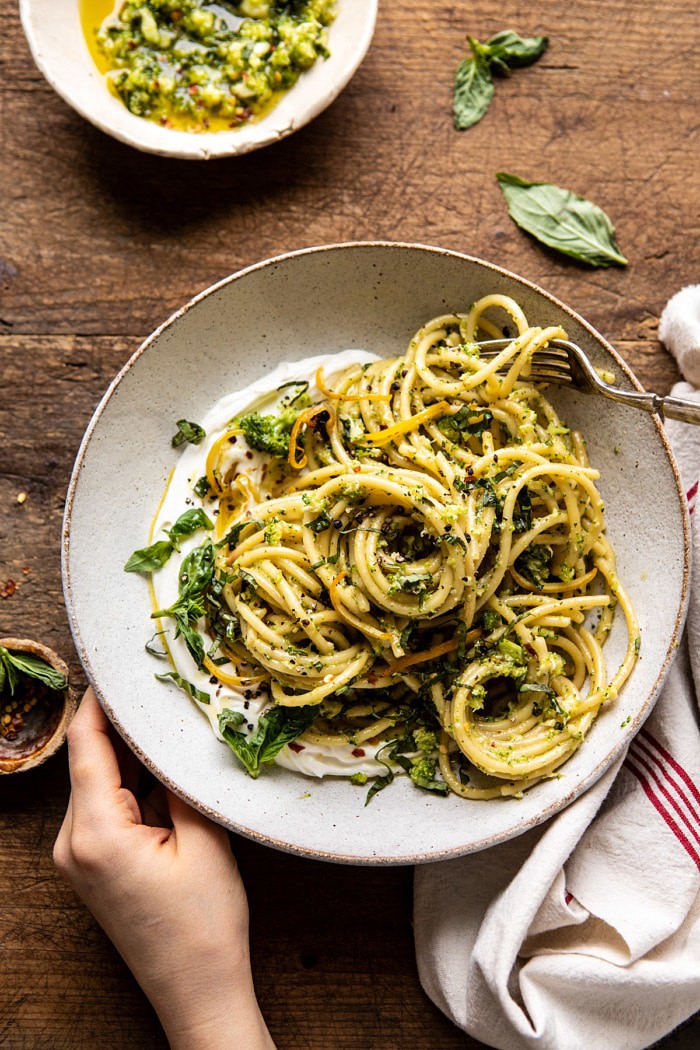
[624,757,700,870]
[640,729,700,808]
[632,737,700,824]
[629,743,700,846]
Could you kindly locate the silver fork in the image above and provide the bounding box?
[476,338,700,425]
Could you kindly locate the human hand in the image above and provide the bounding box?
[54,688,275,1050]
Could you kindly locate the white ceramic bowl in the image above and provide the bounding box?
[63,243,689,864]
[20,1,377,159]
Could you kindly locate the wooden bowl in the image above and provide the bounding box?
[0,638,78,774]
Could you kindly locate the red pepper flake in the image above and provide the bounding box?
[188,85,199,95]
[0,579,17,599]
[288,742,305,753]
[352,747,366,758]
[21,566,31,576]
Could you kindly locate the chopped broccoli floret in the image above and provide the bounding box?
[409,756,449,795]
[413,727,438,754]
[515,543,552,589]
[237,393,310,458]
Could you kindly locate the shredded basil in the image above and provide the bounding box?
[155,671,210,705]
[172,419,206,448]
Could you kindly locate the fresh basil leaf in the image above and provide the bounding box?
[217,519,262,551]
[453,30,547,131]
[172,419,206,448]
[439,406,493,440]
[390,571,433,596]
[453,51,494,130]
[219,705,316,778]
[152,541,215,668]
[178,541,216,600]
[0,646,67,695]
[124,540,174,574]
[238,568,258,594]
[496,172,628,267]
[365,770,394,805]
[193,476,211,499]
[514,486,533,533]
[164,607,206,668]
[156,671,210,705]
[125,509,213,573]
[485,30,548,70]
[306,509,332,533]
[165,508,214,551]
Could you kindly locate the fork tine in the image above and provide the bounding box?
[524,369,574,384]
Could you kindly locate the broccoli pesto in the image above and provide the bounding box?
[86,0,336,132]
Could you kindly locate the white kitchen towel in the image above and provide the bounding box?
[414,288,700,1050]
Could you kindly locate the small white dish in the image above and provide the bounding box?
[20,1,377,160]
[63,243,690,864]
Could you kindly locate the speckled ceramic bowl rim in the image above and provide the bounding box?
[62,242,691,864]
[19,0,378,160]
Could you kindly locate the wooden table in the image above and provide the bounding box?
[1,1,699,1046]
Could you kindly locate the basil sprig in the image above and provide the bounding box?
[496,173,628,267]
[454,30,548,130]
[218,705,316,779]
[172,419,206,448]
[124,508,213,573]
[151,540,216,668]
[0,646,67,697]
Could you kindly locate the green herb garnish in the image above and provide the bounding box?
[151,541,216,667]
[218,705,316,779]
[155,671,210,705]
[172,419,206,448]
[453,30,548,131]
[496,173,628,267]
[193,476,211,499]
[124,508,213,573]
[0,646,67,697]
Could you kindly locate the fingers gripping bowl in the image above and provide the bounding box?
[63,243,689,864]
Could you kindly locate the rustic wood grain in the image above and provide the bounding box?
[1,0,699,1046]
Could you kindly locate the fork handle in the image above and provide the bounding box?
[602,387,700,425]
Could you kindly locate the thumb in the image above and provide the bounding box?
[166,790,232,851]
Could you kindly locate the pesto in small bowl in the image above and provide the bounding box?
[83,0,336,132]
